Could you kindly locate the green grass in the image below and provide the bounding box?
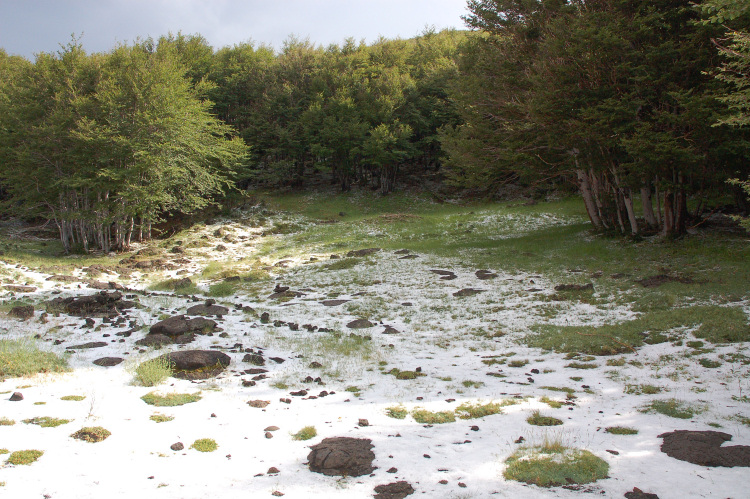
[132,357,174,387]
[540,386,575,394]
[0,417,15,426]
[605,426,639,435]
[292,426,318,441]
[141,392,201,407]
[698,358,722,368]
[455,400,514,419]
[528,305,749,356]
[504,446,609,487]
[0,339,69,379]
[527,410,563,426]
[207,280,239,297]
[624,384,663,395]
[565,362,598,369]
[60,395,86,401]
[640,399,706,419]
[508,359,529,368]
[461,380,485,389]
[385,406,408,419]
[71,426,111,442]
[149,414,174,423]
[411,409,456,424]
[190,438,218,452]
[22,416,71,428]
[539,396,563,409]
[6,450,43,465]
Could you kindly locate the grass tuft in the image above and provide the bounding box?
[22,416,71,428]
[191,438,218,452]
[640,398,705,419]
[385,406,408,419]
[141,392,201,407]
[292,426,318,441]
[133,357,174,387]
[149,413,174,423]
[504,446,609,487]
[411,409,456,424]
[605,426,638,435]
[527,410,563,426]
[6,450,43,465]
[60,395,86,401]
[71,426,111,442]
[0,339,69,378]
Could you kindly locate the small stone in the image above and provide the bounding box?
[9,392,23,401]
[271,492,284,497]
[170,442,184,451]
[358,419,370,427]
[280,398,291,404]
[470,425,479,431]
[264,426,280,432]
[458,482,467,488]
[439,480,448,485]
[514,436,525,444]
[606,449,620,455]
[210,413,217,418]
[268,467,280,474]
[423,454,430,458]
[265,432,273,439]
[387,467,397,473]
[247,400,270,408]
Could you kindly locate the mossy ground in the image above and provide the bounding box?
[141,392,201,407]
[504,446,609,487]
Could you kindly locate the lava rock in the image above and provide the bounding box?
[307,437,376,477]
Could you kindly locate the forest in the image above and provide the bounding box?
[0,0,749,252]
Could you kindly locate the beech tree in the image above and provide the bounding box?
[445,0,750,236]
[0,40,248,253]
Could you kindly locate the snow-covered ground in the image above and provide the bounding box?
[0,217,748,499]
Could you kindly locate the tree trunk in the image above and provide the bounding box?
[576,168,603,229]
[641,182,658,229]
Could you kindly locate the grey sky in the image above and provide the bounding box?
[1,0,470,60]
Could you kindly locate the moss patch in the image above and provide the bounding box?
[411,409,455,424]
[190,438,218,452]
[141,392,201,407]
[292,426,317,441]
[71,426,111,443]
[6,450,44,465]
[504,446,609,487]
[22,416,71,428]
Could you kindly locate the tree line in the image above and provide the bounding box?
[0,0,749,252]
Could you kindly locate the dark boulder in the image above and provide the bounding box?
[149,315,217,337]
[374,481,415,499]
[307,437,375,477]
[8,305,34,320]
[158,350,231,380]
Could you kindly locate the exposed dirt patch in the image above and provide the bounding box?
[658,430,750,467]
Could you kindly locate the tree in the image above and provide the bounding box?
[445,0,749,237]
[0,39,248,253]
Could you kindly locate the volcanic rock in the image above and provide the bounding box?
[307,437,375,477]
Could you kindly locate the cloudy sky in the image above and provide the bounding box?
[0,0,470,59]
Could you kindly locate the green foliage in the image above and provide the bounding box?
[71,426,111,443]
[527,410,563,427]
[528,305,749,355]
[504,446,609,487]
[411,409,456,424]
[6,450,43,466]
[455,401,512,419]
[22,417,71,428]
[0,339,69,379]
[60,395,86,401]
[149,414,174,423]
[385,406,408,419]
[190,438,218,452]
[605,426,639,435]
[624,385,663,395]
[292,426,317,441]
[0,38,248,253]
[140,392,201,407]
[640,399,706,419]
[0,417,15,426]
[133,357,174,387]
